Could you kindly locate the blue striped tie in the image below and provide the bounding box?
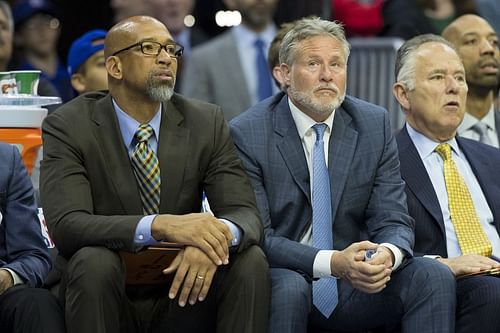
[254,38,273,101]
[131,124,161,215]
[311,123,338,318]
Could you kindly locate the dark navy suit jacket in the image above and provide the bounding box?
[0,142,51,287]
[396,126,500,257]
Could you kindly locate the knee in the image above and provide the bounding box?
[229,245,269,285]
[407,257,456,296]
[271,268,311,310]
[66,246,124,291]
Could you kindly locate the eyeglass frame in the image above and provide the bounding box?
[112,40,184,58]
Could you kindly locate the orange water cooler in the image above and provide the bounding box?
[0,96,60,175]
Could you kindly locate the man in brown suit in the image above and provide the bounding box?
[40,15,269,333]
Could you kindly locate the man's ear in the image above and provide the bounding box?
[105,56,122,80]
[280,63,291,88]
[393,82,411,111]
[70,73,86,94]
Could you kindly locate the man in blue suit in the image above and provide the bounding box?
[393,34,500,333]
[231,17,456,333]
[0,142,65,332]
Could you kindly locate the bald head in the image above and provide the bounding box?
[104,15,167,58]
[442,14,494,45]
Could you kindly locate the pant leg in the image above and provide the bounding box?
[312,257,456,333]
[216,245,270,333]
[0,285,65,333]
[268,268,311,333]
[456,275,500,333]
[62,246,129,333]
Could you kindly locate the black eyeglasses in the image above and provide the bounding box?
[112,41,184,58]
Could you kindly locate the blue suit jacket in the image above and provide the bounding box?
[396,127,500,257]
[0,142,51,287]
[230,93,414,278]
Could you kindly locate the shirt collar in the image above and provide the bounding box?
[288,96,335,139]
[406,123,460,159]
[458,103,496,133]
[112,98,162,149]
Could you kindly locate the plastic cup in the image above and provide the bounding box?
[11,70,41,95]
[0,71,18,94]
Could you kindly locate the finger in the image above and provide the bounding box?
[178,269,198,307]
[169,262,189,301]
[204,232,229,264]
[198,239,224,266]
[214,221,233,245]
[163,251,183,274]
[189,271,206,305]
[198,268,216,302]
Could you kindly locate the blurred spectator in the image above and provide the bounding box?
[475,0,500,38]
[110,0,150,23]
[331,0,384,37]
[267,20,296,91]
[145,0,208,91]
[181,0,279,121]
[67,29,107,95]
[381,0,477,40]
[442,14,500,148]
[11,0,73,102]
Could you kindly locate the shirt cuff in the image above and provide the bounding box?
[218,218,241,247]
[313,250,336,278]
[1,268,23,285]
[134,215,159,246]
[424,255,442,260]
[380,243,403,269]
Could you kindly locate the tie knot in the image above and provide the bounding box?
[135,124,154,143]
[435,143,452,161]
[313,123,327,143]
[254,38,265,49]
[471,122,489,135]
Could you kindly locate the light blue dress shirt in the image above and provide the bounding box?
[406,124,500,258]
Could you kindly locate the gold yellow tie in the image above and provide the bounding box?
[435,143,492,256]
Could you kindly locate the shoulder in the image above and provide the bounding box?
[170,93,224,124]
[459,137,500,163]
[0,141,15,159]
[231,93,285,126]
[47,91,108,120]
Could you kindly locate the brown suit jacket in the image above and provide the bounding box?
[40,92,262,261]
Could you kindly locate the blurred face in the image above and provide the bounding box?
[398,43,468,142]
[72,50,108,94]
[281,35,347,122]
[108,19,178,102]
[145,0,194,35]
[225,0,277,31]
[447,16,499,90]
[0,9,12,69]
[17,14,60,57]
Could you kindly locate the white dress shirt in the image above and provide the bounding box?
[458,104,499,148]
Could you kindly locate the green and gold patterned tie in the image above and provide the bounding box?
[131,124,161,214]
[435,143,492,256]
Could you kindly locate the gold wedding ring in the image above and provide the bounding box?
[197,275,205,280]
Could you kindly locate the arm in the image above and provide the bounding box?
[1,145,51,288]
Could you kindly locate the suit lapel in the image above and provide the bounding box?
[158,98,189,213]
[274,97,311,202]
[397,127,445,234]
[92,95,143,214]
[327,108,358,221]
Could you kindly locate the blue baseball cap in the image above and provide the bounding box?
[67,29,107,76]
[12,0,59,29]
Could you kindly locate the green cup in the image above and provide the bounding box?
[11,70,41,95]
[0,71,18,94]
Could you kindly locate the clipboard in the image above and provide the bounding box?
[120,242,183,285]
[457,267,500,279]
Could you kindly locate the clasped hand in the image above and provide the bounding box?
[330,241,393,293]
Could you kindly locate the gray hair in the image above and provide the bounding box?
[279,17,350,66]
[0,1,13,32]
[395,34,457,90]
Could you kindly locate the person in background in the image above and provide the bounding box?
[67,29,108,95]
[11,0,73,102]
[181,0,279,121]
[40,15,269,333]
[145,0,208,91]
[0,141,65,333]
[442,14,500,148]
[393,33,500,333]
[267,20,296,92]
[230,17,456,333]
[110,0,150,24]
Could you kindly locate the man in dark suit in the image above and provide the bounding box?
[230,17,456,333]
[393,33,500,333]
[40,15,269,333]
[0,142,65,333]
[442,14,500,148]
